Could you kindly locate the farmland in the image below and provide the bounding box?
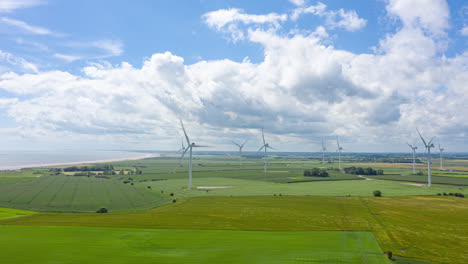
[0,153,467,264]
[0,226,388,264]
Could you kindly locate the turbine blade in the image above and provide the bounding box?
[241,139,248,148]
[193,144,209,148]
[336,136,340,148]
[258,145,265,152]
[180,147,189,159]
[267,145,276,150]
[416,128,427,147]
[428,136,436,146]
[262,128,265,145]
[232,141,241,148]
[180,120,190,145]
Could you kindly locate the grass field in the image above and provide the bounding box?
[141,176,465,198]
[0,226,389,264]
[0,175,171,212]
[0,208,35,219]
[4,196,466,264]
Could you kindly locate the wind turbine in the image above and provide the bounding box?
[407,143,418,174]
[232,140,248,168]
[336,136,343,170]
[258,128,275,172]
[320,138,327,164]
[438,143,444,170]
[179,120,208,189]
[416,128,435,187]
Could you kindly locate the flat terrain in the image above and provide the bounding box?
[4,196,466,264]
[0,226,388,264]
[0,175,171,212]
[0,154,466,264]
[0,208,35,219]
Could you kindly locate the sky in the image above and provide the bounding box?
[0,0,467,153]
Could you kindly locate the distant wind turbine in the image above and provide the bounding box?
[336,136,343,170]
[416,128,435,187]
[407,143,418,174]
[320,138,327,164]
[179,120,208,189]
[232,140,248,168]
[438,143,444,170]
[258,128,275,172]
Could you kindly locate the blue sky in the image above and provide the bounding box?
[0,0,467,152]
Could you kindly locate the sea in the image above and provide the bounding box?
[0,150,160,170]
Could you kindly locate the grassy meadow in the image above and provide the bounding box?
[0,153,467,263]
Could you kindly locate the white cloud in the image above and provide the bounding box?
[461,26,468,36]
[202,8,287,41]
[65,39,124,58]
[0,17,57,35]
[0,0,466,151]
[0,49,38,73]
[53,53,82,62]
[291,2,367,32]
[289,0,306,7]
[386,0,449,36]
[0,0,42,12]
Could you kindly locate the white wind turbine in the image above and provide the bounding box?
[407,143,418,174]
[232,140,248,168]
[320,138,327,164]
[179,120,208,189]
[438,143,444,170]
[336,136,343,170]
[258,128,275,172]
[417,128,435,187]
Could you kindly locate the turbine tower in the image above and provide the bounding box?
[258,128,275,172]
[179,120,207,189]
[417,128,435,187]
[407,143,418,174]
[232,140,248,168]
[438,143,444,170]
[320,138,327,164]
[336,136,343,170]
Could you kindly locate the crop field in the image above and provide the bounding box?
[0,226,389,264]
[0,154,467,263]
[0,175,171,212]
[3,196,466,264]
[0,208,35,219]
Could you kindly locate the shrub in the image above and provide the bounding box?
[449,193,454,196]
[172,199,177,203]
[373,190,382,197]
[147,186,151,189]
[385,251,393,260]
[96,208,108,213]
[170,193,174,196]
[443,192,447,196]
[437,193,441,196]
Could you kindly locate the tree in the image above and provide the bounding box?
[96,208,108,213]
[373,190,382,197]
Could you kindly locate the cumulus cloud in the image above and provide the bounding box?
[386,0,449,36]
[461,26,468,36]
[0,0,465,151]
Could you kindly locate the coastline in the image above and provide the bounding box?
[0,153,160,171]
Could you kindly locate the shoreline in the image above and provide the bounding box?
[0,153,160,171]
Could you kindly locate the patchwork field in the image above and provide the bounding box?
[0,175,171,212]
[0,154,467,264]
[0,226,389,264]
[4,196,467,264]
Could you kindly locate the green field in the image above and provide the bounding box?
[4,196,466,264]
[0,154,467,263]
[0,208,35,219]
[0,175,171,212]
[0,226,389,264]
